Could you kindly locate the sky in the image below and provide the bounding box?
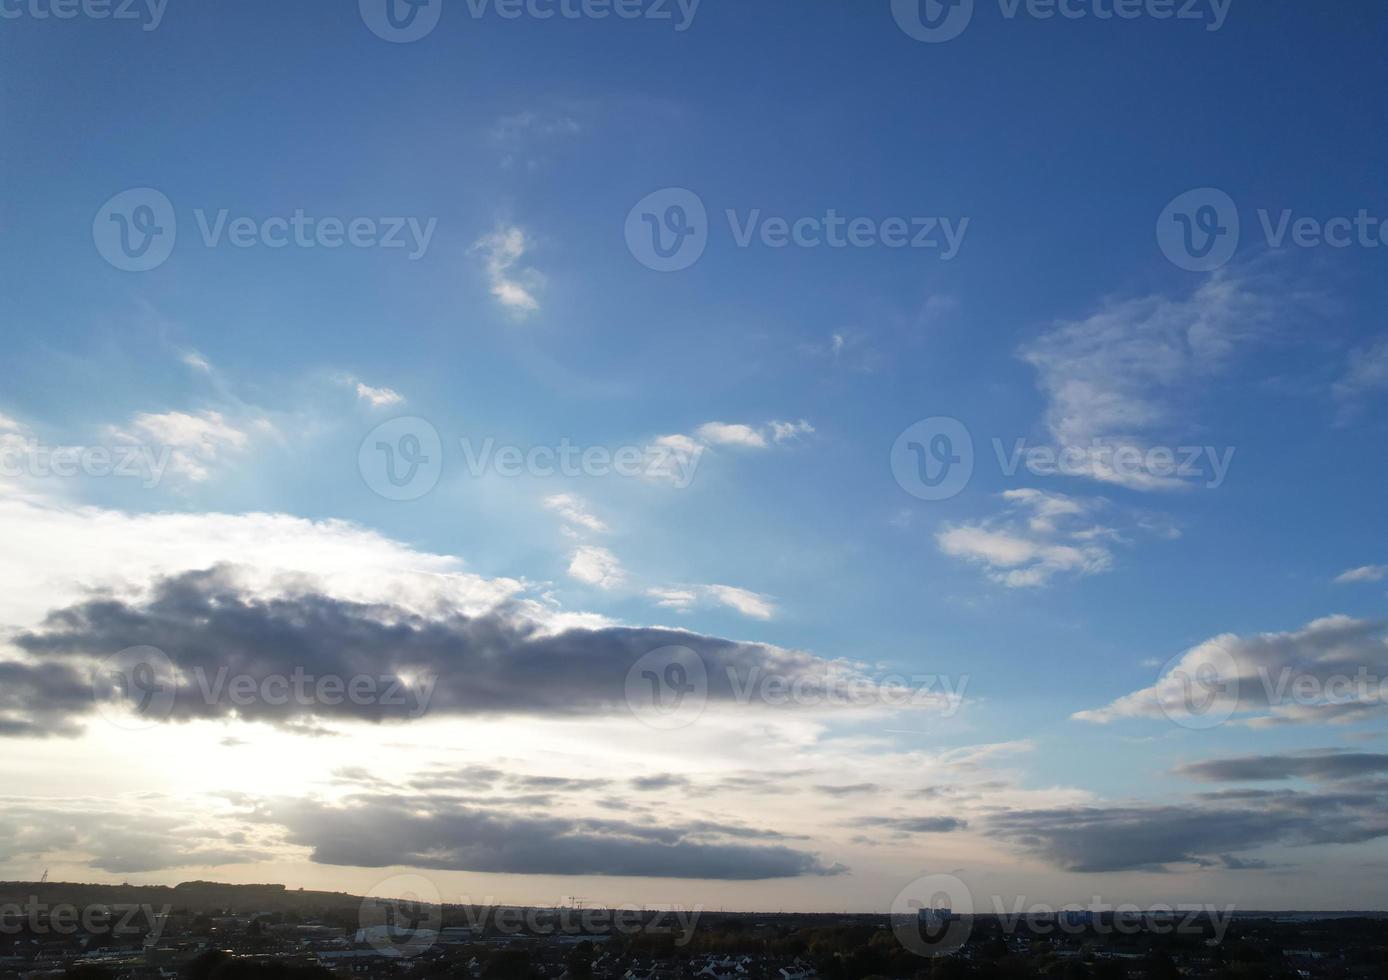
[1,0,1387,915]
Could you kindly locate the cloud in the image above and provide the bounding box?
[1333,336,1388,413]
[1174,750,1388,783]
[490,110,582,172]
[471,225,544,316]
[1074,615,1388,727]
[702,584,776,620]
[545,493,608,534]
[1,565,880,736]
[1018,272,1276,490]
[855,815,967,834]
[646,584,777,620]
[180,350,212,373]
[107,409,269,483]
[989,770,1388,872]
[1335,564,1388,584]
[936,490,1117,587]
[256,792,844,880]
[567,545,626,589]
[0,798,268,874]
[693,420,815,451]
[354,382,404,408]
[814,783,880,798]
[696,422,768,449]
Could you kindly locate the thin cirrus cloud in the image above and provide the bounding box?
[470,224,544,315]
[1017,271,1278,491]
[1332,335,1388,414]
[106,409,270,483]
[649,584,777,621]
[1335,564,1387,584]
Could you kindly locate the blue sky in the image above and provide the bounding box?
[2,0,1388,911]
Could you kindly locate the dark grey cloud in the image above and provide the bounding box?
[629,774,691,791]
[815,783,880,798]
[0,800,269,874]
[254,793,844,880]
[2,566,849,736]
[856,815,967,834]
[987,773,1388,872]
[1175,750,1388,783]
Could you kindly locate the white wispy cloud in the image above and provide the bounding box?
[180,350,212,373]
[936,489,1119,588]
[108,410,269,483]
[696,422,768,449]
[1018,272,1276,491]
[647,583,777,620]
[544,493,608,534]
[471,225,544,316]
[1335,564,1388,584]
[687,419,815,452]
[354,382,405,408]
[1333,336,1388,418]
